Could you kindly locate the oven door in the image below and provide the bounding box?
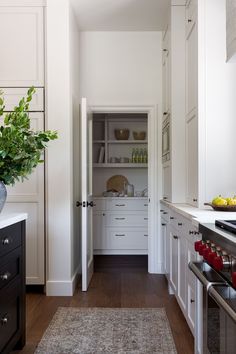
[189,261,236,354]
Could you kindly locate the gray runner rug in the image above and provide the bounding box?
[34,307,177,354]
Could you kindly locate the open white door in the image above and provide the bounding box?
[80,97,94,291]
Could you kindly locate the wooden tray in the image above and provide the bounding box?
[107,175,128,193]
[204,202,236,212]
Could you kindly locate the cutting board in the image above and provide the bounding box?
[106,175,128,193]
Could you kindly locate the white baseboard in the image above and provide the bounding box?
[148,262,164,274]
[46,266,80,296]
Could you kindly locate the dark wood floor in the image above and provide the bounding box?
[14,256,194,354]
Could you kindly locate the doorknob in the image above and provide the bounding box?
[87,201,95,207]
[76,201,85,207]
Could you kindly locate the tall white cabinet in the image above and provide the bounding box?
[162,2,186,203]
[0,2,45,284]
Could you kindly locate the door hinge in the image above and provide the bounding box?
[76,201,86,207]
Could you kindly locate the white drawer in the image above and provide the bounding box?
[107,199,148,211]
[1,87,44,112]
[107,229,148,250]
[106,213,148,227]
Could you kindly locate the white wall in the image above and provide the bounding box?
[79,31,162,108]
[203,0,236,201]
[46,0,79,296]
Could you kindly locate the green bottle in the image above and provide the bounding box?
[135,148,139,163]
[139,148,143,163]
[143,148,148,163]
[132,148,136,163]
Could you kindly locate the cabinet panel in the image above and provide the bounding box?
[0,7,44,87]
[187,282,195,333]
[178,234,187,312]
[186,113,198,206]
[170,230,178,293]
[163,163,171,201]
[1,88,44,112]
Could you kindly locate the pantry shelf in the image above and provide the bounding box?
[93,163,148,168]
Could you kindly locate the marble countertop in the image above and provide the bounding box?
[160,200,236,226]
[0,212,27,229]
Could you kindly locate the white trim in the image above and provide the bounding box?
[90,104,161,274]
[46,267,80,296]
[0,0,46,6]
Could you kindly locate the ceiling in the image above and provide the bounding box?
[70,0,170,31]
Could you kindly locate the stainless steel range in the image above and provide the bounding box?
[189,221,236,354]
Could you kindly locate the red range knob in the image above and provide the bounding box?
[213,256,223,271]
[199,243,207,256]
[194,241,202,252]
[232,272,236,289]
[208,251,217,265]
[203,247,211,261]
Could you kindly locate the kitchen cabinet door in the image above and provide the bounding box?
[163,162,171,202]
[162,218,170,279]
[4,112,45,285]
[170,230,178,293]
[178,233,187,313]
[0,7,44,87]
[186,113,198,206]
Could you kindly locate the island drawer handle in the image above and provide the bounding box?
[144,234,148,237]
[1,315,9,325]
[115,234,126,237]
[0,272,11,281]
[115,218,125,220]
[2,238,10,245]
[115,204,126,207]
[144,218,148,220]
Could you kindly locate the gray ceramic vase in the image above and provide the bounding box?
[0,181,7,213]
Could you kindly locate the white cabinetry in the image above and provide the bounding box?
[226,0,236,62]
[0,6,44,87]
[161,202,202,335]
[1,91,45,286]
[94,198,148,255]
[162,4,186,203]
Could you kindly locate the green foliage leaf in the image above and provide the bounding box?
[0,87,58,185]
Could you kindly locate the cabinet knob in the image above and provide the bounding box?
[1,315,8,325]
[178,223,182,226]
[170,216,174,220]
[188,19,192,23]
[2,238,10,245]
[190,299,195,303]
[173,235,178,240]
[102,213,106,216]
[162,223,166,226]
[193,198,198,202]
[0,272,11,281]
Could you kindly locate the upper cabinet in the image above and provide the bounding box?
[226,0,236,62]
[0,6,44,87]
[162,4,186,204]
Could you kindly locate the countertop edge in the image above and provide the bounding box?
[0,213,28,229]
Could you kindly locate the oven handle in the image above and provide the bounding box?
[188,261,225,290]
[208,286,236,324]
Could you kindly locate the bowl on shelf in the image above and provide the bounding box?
[204,202,236,212]
[133,131,146,140]
[114,129,130,140]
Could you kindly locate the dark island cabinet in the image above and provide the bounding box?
[0,220,26,354]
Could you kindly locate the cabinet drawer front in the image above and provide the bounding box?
[108,230,148,250]
[0,279,21,353]
[107,214,148,227]
[1,87,44,112]
[107,199,148,211]
[0,247,21,290]
[0,223,22,258]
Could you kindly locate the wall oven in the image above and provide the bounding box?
[189,223,236,354]
[162,116,170,163]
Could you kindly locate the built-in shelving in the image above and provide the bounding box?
[93,163,148,168]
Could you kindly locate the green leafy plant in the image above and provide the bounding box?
[0,87,58,185]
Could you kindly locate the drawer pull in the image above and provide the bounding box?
[170,216,174,220]
[144,218,148,220]
[115,218,125,220]
[190,299,195,303]
[2,238,10,245]
[178,223,182,226]
[115,234,126,237]
[162,223,166,226]
[144,204,148,207]
[163,212,168,215]
[1,315,8,325]
[115,204,126,207]
[144,234,148,237]
[0,272,11,281]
